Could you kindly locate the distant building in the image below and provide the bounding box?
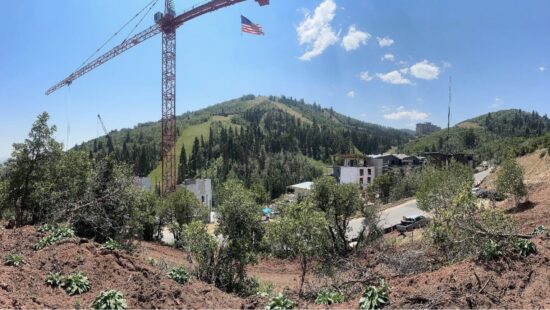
[424,152,475,168]
[177,179,213,223]
[416,122,441,136]
[332,154,378,187]
[394,154,421,166]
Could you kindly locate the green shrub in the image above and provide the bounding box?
[315,290,345,305]
[515,239,537,256]
[45,272,64,287]
[359,280,390,310]
[168,266,190,284]
[34,224,75,250]
[62,272,91,295]
[100,238,121,252]
[4,253,23,267]
[479,240,502,261]
[37,223,55,233]
[265,293,294,310]
[91,290,127,310]
[532,225,547,236]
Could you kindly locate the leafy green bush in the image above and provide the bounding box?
[532,225,547,236]
[34,224,75,250]
[62,272,91,295]
[515,239,537,256]
[168,266,190,284]
[315,290,345,305]
[359,280,390,310]
[265,293,295,310]
[37,223,55,233]
[4,253,23,267]
[257,281,275,297]
[91,290,127,310]
[100,238,121,252]
[45,272,64,287]
[479,240,502,261]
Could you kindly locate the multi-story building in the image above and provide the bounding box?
[177,179,213,222]
[332,154,377,187]
[416,122,441,136]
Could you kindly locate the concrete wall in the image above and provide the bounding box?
[177,179,213,222]
[334,166,377,187]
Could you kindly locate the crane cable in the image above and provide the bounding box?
[123,0,161,43]
[77,0,160,71]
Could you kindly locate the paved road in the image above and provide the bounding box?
[348,169,492,239]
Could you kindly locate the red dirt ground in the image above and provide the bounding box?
[0,226,243,309]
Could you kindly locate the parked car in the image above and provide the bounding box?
[396,215,428,232]
[476,189,505,201]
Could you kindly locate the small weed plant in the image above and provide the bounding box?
[257,281,275,297]
[265,293,294,310]
[359,279,390,310]
[62,272,91,295]
[315,290,345,305]
[45,272,64,287]
[91,290,128,310]
[4,253,23,267]
[479,240,502,261]
[34,224,75,250]
[532,225,547,236]
[168,266,190,284]
[100,238,121,252]
[515,239,537,256]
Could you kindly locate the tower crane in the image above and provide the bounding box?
[46,0,269,195]
[97,114,115,155]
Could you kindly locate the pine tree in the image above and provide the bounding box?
[177,144,188,184]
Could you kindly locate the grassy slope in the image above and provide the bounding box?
[147,115,235,185]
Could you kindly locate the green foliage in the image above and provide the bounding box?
[34,224,75,250]
[496,156,527,206]
[91,290,127,310]
[62,272,91,295]
[100,238,121,252]
[358,280,390,310]
[312,176,363,254]
[265,293,295,310]
[266,201,329,295]
[315,290,345,305]
[416,162,473,213]
[45,272,64,287]
[256,281,275,297]
[215,179,264,294]
[37,223,55,233]
[168,266,190,284]
[515,239,536,256]
[161,187,207,247]
[532,225,547,236]
[4,253,23,267]
[479,240,503,261]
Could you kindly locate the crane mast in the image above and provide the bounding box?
[46,0,269,196]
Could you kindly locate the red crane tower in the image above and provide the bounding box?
[46,0,269,195]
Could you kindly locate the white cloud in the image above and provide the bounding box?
[376,70,411,85]
[359,71,374,82]
[489,97,503,109]
[399,67,409,74]
[346,90,355,98]
[376,36,394,47]
[540,66,546,72]
[296,0,339,61]
[384,106,428,121]
[341,25,370,51]
[409,60,440,80]
[381,53,395,62]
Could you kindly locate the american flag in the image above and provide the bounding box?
[241,15,264,35]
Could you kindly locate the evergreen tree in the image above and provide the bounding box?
[177,144,188,184]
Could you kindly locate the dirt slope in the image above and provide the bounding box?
[0,226,243,309]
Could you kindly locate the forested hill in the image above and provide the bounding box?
[75,95,411,197]
[401,109,550,162]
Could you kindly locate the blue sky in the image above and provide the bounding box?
[1,0,549,161]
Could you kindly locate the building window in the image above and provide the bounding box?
[367,168,371,175]
[359,178,363,185]
[367,177,371,183]
[201,196,205,203]
[359,169,364,176]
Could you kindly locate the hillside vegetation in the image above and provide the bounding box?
[76,95,411,198]
[402,109,550,161]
